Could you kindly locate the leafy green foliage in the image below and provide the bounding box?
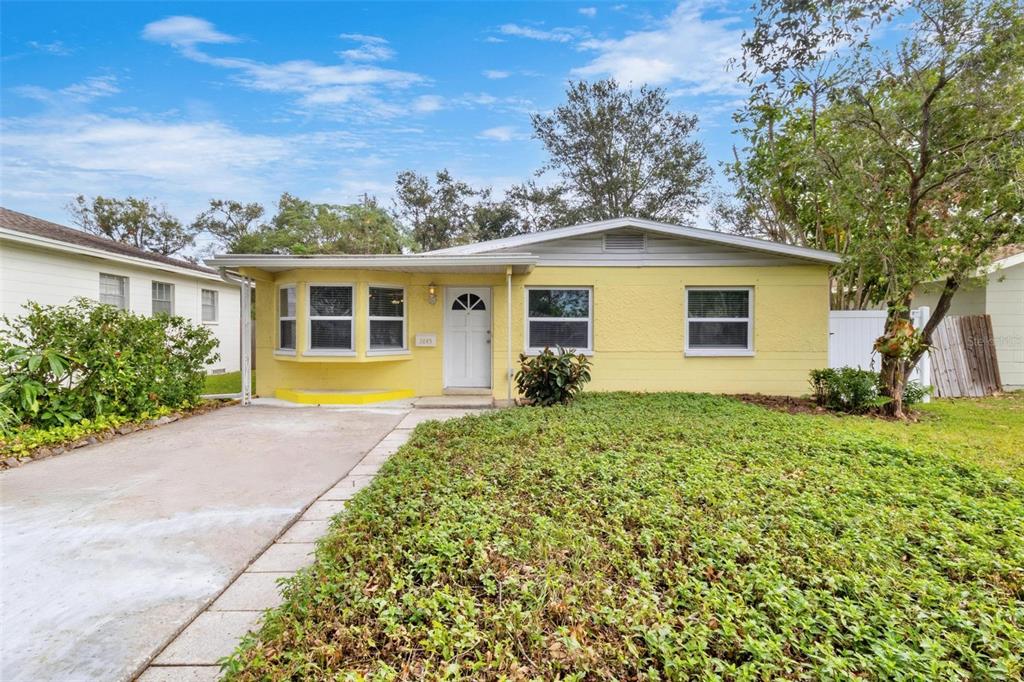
[0,299,218,434]
[810,367,931,413]
[0,406,175,457]
[232,193,405,255]
[222,393,1023,680]
[67,194,197,256]
[514,347,592,406]
[190,199,266,255]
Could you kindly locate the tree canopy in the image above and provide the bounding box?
[68,195,197,257]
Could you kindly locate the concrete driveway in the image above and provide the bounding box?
[0,404,406,682]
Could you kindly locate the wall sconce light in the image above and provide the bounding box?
[427,283,437,306]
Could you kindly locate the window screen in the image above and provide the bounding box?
[152,281,174,316]
[527,288,591,351]
[201,289,218,322]
[309,285,353,350]
[99,273,128,310]
[686,289,752,351]
[278,286,296,350]
[368,286,405,350]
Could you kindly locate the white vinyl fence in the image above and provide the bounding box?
[828,308,931,401]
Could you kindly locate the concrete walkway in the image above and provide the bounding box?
[0,404,407,682]
[138,407,482,681]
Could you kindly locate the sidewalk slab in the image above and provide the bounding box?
[246,543,316,573]
[137,666,221,681]
[278,519,331,543]
[153,611,261,665]
[301,500,347,521]
[209,572,291,612]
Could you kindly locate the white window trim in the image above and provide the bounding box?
[152,281,175,316]
[366,283,408,355]
[201,288,219,325]
[684,286,755,357]
[99,273,130,310]
[276,284,297,354]
[524,286,594,354]
[305,283,356,356]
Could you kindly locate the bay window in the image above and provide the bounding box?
[368,286,406,351]
[278,285,296,351]
[308,285,353,352]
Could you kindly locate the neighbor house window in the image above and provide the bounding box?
[99,273,129,310]
[368,286,406,351]
[201,289,218,323]
[685,288,753,355]
[278,285,296,351]
[308,285,353,352]
[151,281,174,316]
[526,287,592,352]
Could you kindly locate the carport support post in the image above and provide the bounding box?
[240,276,252,405]
[506,265,513,403]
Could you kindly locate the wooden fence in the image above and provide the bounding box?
[930,315,1002,397]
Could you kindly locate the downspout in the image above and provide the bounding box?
[506,265,513,404]
[219,268,252,406]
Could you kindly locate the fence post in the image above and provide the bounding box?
[916,306,931,402]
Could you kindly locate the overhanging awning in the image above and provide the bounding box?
[204,253,537,274]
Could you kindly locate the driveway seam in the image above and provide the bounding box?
[129,409,408,682]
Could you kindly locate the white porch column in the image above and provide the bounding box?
[506,266,513,403]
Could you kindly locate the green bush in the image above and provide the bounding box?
[810,367,930,413]
[514,346,592,406]
[0,298,218,433]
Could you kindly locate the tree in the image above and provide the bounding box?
[236,193,404,255]
[733,0,1024,417]
[531,79,712,223]
[393,170,480,251]
[191,199,265,253]
[68,195,196,256]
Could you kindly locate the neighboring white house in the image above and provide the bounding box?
[913,245,1024,391]
[0,207,241,374]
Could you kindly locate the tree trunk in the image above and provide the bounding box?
[879,353,907,419]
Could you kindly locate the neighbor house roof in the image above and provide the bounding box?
[0,206,221,280]
[425,217,843,265]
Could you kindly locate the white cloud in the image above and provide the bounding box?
[15,75,120,105]
[141,16,240,47]
[478,126,525,142]
[499,23,579,43]
[0,111,382,220]
[572,1,745,95]
[27,40,73,56]
[412,95,445,112]
[482,70,510,79]
[142,16,425,117]
[337,33,395,62]
[579,7,598,17]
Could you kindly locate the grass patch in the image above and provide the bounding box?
[223,393,1023,680]
[203,370,253,395]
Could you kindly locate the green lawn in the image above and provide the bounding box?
[223,393,1023,680]
[202,371,253,395]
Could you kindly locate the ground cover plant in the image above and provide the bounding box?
[223,393,1023,680]
[203,370,255,395]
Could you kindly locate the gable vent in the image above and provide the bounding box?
[603,232,647,252]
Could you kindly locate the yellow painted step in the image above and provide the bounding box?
[275,388,415,405]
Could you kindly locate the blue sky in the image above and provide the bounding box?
[1,1,751,245]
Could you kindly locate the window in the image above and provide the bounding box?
[686,288,753,355]
[526,288,592,351]
[201,289,218,323]
[152,281,174,316]
[278,285,296,351]
[99,273,129,310]
[308,285,354,352]
[368,286,406,351]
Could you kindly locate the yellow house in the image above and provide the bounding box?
[207,218,840,405]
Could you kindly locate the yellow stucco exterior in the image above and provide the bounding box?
[241,262,830,401]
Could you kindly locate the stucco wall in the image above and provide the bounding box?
[1,241,241,373]
[246,263,830,398]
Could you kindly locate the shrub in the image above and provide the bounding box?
[810,367,931,413]
[0,298,218,433]
[514,346,592,406]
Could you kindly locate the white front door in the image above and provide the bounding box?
[445,287,491,387]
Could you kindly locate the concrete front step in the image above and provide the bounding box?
[413,395,494,409]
